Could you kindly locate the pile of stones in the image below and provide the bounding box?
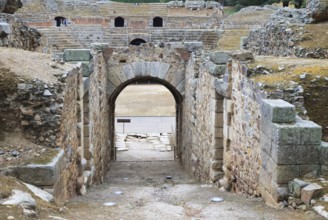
[288,178,328,218]
[116,133,173,152]
[244,0,328,58]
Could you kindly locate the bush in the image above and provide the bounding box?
[233,4,243,11]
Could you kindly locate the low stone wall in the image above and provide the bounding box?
[214,52,323,205]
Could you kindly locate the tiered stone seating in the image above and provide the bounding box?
[38,27,82,53]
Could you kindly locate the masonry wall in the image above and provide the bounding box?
[53,66,82,203]
[181,51,224,183]
[226,60,263,196]
[88,45,111,184]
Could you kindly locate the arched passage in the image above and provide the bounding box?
[114,16,124,27]
[130,38,146,46]
[109,76,183,161]
[54,16,66,27]
[153,17,163,27]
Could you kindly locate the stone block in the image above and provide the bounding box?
[214,138,224,149]
[299,165,321,177]
[273,165,300,184]
[321,165,328,175]
[261,99,295,123]
[215,128,223,138]
[212,149,223,160]
[63,49,91,62]
[271,123,301,145]
[157,62,170,79]
[11,149,66,186]
[131,62,142,77]
[320,142,328,165]
[271,143,319,165]
[208,63,226,76]
[210,170,223,182]
[271,182,289,202]
[83,125,89,137]
[214,112,223,128]
[150,62,161,78]
[122,64,135,80]
[288,178,309,198]
[297,119,322,145]
[301,183,323,205]
[211,159,223,170]
[0,22,11,37]
[261,132,272,155]
[80,62,92,77]
[211,98,224,113]
[209,51,230,64]
[141,61,151,76]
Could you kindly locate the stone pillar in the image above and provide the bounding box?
[260,99,322,205]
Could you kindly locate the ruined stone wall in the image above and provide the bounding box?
[53,66,82,203]
[227,60,263,196]
[244,7,328,59]
[181,51,224,183]
[88,45,111,184]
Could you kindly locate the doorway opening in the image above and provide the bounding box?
[114,16,124,27]
[153,17,163,27]
[54,16,66,27]
[130,38,146,46]
[114,82,176,162]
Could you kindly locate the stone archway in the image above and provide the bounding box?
[106,61,185,160]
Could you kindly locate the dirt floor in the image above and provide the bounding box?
[57,146,324,220]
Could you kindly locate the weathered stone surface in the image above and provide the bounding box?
[0,0,22,14]
[261,99,296,123]
[0,190,35,209]
[210,51,230,64]
[11,149,66,186]
[208,63,226,76]
[288,178,309,198]
[297,119,322,145]
[23,183,54,203]
[271,123,301,145]
[271,143,319,165]
[63,49,91,62]
[320,141,328,165]
[307,0,328,22]
[185,0,206,9]
[301,183,323,205]
[0,22,11,37]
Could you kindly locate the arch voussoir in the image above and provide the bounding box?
[157,62,170,80]
[150,61,161,78]
[131,62,142,77]
[122,64,135,80]
[141,61,152,77]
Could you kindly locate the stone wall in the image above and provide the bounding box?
[88,44,111,184]
[53,66,82,203]
[228,60,263,196]
[213,52,323,205]
[181,50,225,183]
